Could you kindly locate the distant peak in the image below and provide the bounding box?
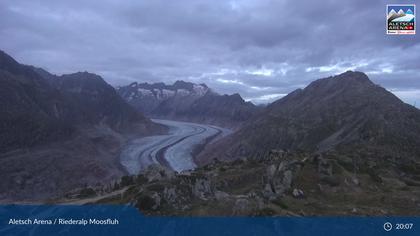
[173,80,191,86]
[173,80,208,87]
[339,70,367,77]
[63,71,102,79]
[0,50,14,60]
[0,50,22,72]
[60,72,107,86]
[336,70,372,84]
[228,93,245,102]
[304,71,375,97]
[74,71,99,77]
[0,50,45,80]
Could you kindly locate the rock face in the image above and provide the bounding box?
[0,50,164,202]
[117,81,259,127]
[262,152,304,199]
[199,71,420,164]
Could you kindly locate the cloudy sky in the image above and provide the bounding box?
[0,0,419,105]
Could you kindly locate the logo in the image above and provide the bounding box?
[387,4,415,34]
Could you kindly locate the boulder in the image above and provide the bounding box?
[214,190,230,201]
[292,188,304,198]
[317,158,333,176]
[136,191,161,211]
[232,198,251,215]
[192,178,213,200]
[282,170,293,188]
[163,187,177,204]
[142,164,175,182]
[262,160,299,200]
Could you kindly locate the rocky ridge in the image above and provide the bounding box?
[117,81,259,127]
[68,149,420,216]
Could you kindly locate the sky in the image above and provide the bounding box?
[0,0,419,106]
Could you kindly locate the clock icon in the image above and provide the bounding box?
[384,222,393,232]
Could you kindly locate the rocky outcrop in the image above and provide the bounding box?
[77,148,420,216]
[262,151,305,199]
[118,151,311,215]
[142,164,176,182]
[192,177,213,200]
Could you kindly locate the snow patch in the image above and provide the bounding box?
[193,84,208,96]
[176,89,191,96]
[137,88,153,96]
[161,89,176,98]
[127,92,136,101]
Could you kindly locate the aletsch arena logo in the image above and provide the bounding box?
[387,4,416,34]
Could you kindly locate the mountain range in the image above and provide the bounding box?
[0,50,165,201]
[117,81,260,127]
[74,71,420,216]
[2,49,420,216]
[198,71,420,165]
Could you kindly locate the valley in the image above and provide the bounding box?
[1,49,420,216]
[120,119,231,174]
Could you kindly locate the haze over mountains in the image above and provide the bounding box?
[118,81,260,127]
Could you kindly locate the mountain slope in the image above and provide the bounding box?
[198,71,420,164]
[0,54,153,153]
[54,72,147,130]
[0,51,73,152]
[117,81,259,127]
[176,92,257,125]
[0,50,164,201]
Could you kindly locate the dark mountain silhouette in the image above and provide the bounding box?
[0,50,164,201]
[0,51,72,152]
[0,50,156,152]
[198,71,420,165]
[118,81,259,127]
[47,71,146,129]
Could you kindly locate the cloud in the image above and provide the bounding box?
[0,0,419,106]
